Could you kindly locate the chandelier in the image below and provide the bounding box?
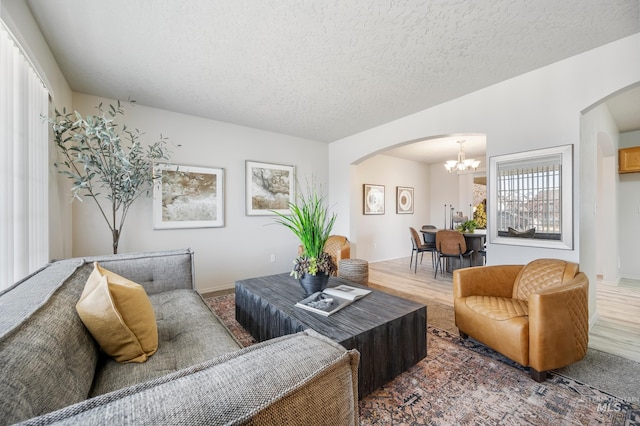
[444,140,481,173]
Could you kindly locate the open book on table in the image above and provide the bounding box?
[295,285,372,316]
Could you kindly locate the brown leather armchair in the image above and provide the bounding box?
[298,235,350,276]
[453,258,589,382]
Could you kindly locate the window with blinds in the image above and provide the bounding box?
[489,144,573,250]
[0,22,50,290]
[496,154,562,239]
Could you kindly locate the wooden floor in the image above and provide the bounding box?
[368,256,640,363]
[590,279,640,362]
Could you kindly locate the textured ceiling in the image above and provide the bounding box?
[25,0,639,143]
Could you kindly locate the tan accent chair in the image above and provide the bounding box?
[298,235,350,276]
[453,258,589,382]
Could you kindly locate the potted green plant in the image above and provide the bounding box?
[47,101,172,254]
[457,219,479,233]
[272,181,337,295]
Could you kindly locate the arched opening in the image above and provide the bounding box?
[347,133,486,262]
[580,82,640,361]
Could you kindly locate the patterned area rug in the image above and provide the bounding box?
[205,294,640,425]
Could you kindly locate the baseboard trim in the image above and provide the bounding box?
[199,286,234,298]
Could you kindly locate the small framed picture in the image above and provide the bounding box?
[396,186,414,214]
[153,164,224,229]
[245,160,295,216]
[363,184,385,215]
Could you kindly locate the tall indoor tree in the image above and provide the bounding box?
[48,101,172,254]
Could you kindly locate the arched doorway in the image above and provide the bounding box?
[349,133,486,262]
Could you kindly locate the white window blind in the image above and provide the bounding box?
[0,23,49,290]
[496,153,562,237]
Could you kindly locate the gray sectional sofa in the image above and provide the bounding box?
[0,249,360,425]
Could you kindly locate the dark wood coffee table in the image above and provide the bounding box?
[235,273,427,398]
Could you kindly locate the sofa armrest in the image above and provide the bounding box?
[528,272,589,372]
[453,264,523,299]
[19,330,360,426]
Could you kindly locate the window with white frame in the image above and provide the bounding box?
[496,156,562,238]
[489,145,573,250]
[0,22,50,290]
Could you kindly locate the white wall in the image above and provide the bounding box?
[581,103,619,285]
[329,34,640,319]
[70,93,329,293]
[580,102,619,315]
[618,130,640,280]
[353,155,430,261]
[429,166,482,230]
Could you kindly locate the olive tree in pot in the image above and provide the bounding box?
[47,101,172,254]
[272,180,337,295]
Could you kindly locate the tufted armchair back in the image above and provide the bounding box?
[512,258,579,301]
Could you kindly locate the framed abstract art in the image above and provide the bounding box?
[245,160,295,216]
[396,186,414,214]
[363,184,385,215]
[153,164,224,229]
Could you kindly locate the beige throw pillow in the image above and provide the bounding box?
[76,262,158,363]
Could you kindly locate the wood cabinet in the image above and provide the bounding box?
[619,147,640,173]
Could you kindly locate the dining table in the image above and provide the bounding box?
[420,228,486,270]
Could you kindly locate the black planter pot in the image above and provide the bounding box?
[298,272,330,296]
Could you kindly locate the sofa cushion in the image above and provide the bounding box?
[455,296,530,366]
[0,263,99,425]
[76,262,158,363]
[89,289,242,396]
[464,295,528,320]
[20,330,359,426]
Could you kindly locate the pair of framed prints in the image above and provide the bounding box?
[153,160,294,229]
[363,184,414,215]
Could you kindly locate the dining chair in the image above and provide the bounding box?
[420,225,437,245]
[420,226,437,268]
[409,227,436,273]
[434,229,474,278]
[479,243,487,265]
